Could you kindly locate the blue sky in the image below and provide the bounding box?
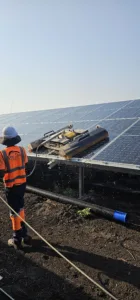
[0,0,140,113]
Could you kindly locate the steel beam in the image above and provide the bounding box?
[28,153,140,175]
[79,166,85,199]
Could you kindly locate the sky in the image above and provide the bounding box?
[0,0,140,113]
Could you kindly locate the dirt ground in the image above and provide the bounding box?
[0,190,140,300]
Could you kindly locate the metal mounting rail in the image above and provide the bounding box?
[28,152,140,175]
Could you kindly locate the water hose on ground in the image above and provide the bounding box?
[26,185,128,224]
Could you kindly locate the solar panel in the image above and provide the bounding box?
[0,99,140,173]
[99,119,136,135]
[109,107,140,119]
[125,121,140,135]
[91,118,140,162]
[83,118,137,158]
[126,100,140,108]
[95,135,140,165]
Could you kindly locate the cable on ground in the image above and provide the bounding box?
[0,193,119,300]
[0,287,15,300]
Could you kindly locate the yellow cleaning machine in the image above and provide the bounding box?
[28,124,109,159]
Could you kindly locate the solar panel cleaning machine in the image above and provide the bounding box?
[28,124,109,159]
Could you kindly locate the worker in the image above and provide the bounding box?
[0,126,32,249]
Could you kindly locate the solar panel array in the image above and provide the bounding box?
[0,99,140,170]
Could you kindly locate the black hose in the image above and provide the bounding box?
[26,185,128,223]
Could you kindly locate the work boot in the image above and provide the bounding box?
[22,235,32,247]
[8,238,21,250]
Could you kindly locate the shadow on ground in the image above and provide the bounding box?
[0,239,97,300]
[23,239,140,290]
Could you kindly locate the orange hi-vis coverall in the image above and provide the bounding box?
[0,146,28,241]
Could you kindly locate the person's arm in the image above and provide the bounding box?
[0,152,6,178]
[23,148,28,164]
[23,148,28,174]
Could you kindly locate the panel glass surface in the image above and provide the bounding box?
[98,119,136,135]
[81,109,117,121]
[126,99,140,108]
[99,100,130,110]
[124,120,140,136]
[95,135,140,165]
[83,134,117,159]
[73,121,97,130]
[56,111,91,122]
[109,108,140,119]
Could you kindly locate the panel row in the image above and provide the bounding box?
[0,99,136,126]
[0,117,138,147]
[0,100,140,168]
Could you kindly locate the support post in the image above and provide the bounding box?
[79,166,84,199]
